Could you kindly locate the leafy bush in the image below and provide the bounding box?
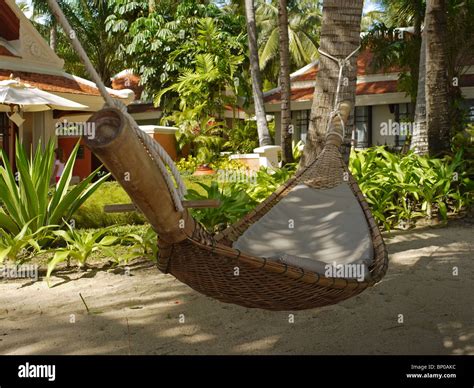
[235,164,297,202]
[47,224,120,282]
[210,156,247,173]
[0,221,54,264]
[349,147,473,230]
[223,120,259,153]
[0,140,108,235]
[177,154,246,175]
[120,226,158,262]
[176,155,200,175]
[186,181,257,232]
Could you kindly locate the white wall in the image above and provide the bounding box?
[371,104,396,146]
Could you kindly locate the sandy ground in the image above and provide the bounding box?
[0,222,473,355]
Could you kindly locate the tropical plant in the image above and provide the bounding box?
[172,115,226,165]
[223,120,260,153]
[0,220,55,264]
[186,181,257,231]
[46,224,120,282]
[120,226,158,262]
[349,147,473,230]
[32,0,125,84]
[237,164,296,202]
[256,0,321,86]
[108,0,248,104]
[0,140,110,235]
[292,139,304,162]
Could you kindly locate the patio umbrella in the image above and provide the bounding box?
[0,77,88,112]
[0,77,88,169]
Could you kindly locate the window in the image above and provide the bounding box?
[396,103,413,148]
[292,110,310,143]
[77,145,85,160]
[466,100,474,123]
[355,106,370,148]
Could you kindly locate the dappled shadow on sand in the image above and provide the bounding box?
[0,225,472,355]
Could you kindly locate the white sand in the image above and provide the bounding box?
[0,223,472,355]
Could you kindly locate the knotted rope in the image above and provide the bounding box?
[46,0,186,212]
[318,45,360,143]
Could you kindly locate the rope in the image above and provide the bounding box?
[318,45,360,143]
[46,0,186,212]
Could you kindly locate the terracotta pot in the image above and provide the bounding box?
[193,164,216,176]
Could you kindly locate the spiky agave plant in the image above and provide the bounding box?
[0,139,110,236]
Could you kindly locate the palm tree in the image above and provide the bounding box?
[257,0,321,86]
[302,0,364,166]
[410,29,427,155]
[244,0,272,146]
[30,0,65,51]
[425,0,450,156]
[279,0,293,164]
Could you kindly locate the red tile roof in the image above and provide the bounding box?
[111,73,143,99]
[0,1,20,41]
[292,68,318,82]
[356,80,398,95]
[0,70,118,97]
[265,81,400,104]
[264,88,315,104]
[291,49,404,83]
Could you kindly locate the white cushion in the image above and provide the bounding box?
[233,183,373,280]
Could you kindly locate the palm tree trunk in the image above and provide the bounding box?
[244,0,272,147]
[410,30,428,155]
[49,23,57,52]
[279,0,294,164]
[301,0,364,167]
[148,0,155,13]
[425,0,450,156]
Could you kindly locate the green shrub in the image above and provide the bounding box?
[177,154,246,175]
[0,221,55,264]
[234,164,297,202]
[223,120,259,153]
[349,147,473,230]
[176,155,199,175]
[47,224,120,283]
[186,181,257,232]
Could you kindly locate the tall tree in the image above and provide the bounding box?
[425,0,450,156]
[244,0,272,146]
[257,0,321,87]
[302,0,364,166]
[410,29,428,154]
[278,0,293,164]
[30,0,64,52]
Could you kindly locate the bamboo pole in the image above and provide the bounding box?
[85,108,195,244]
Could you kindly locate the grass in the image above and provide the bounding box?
[73,175,217,229]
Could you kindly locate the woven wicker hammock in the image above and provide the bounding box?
[45,0,388,311]
[85,103,388,311]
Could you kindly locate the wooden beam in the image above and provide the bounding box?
[104,203,137,213]
[104,200,221,213]
[86,108,194,244]
[183,200,221,209]
[0,2,20,41]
